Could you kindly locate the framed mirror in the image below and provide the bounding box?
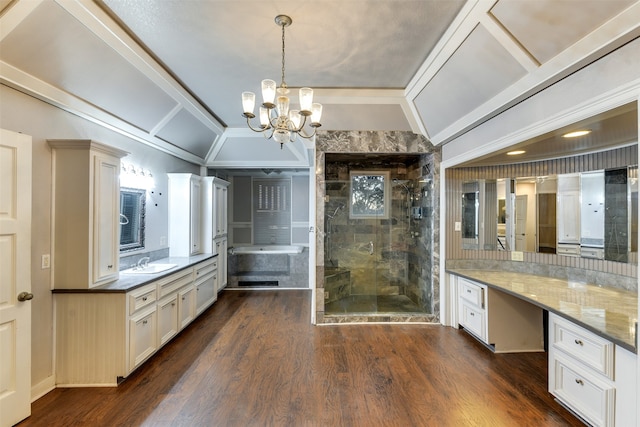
[120,187,146,252]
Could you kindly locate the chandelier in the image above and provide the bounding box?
[241,15,323,149]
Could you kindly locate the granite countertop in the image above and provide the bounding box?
[448,269,638,353]
[53,253,217,294]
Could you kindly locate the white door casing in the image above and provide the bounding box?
[0,129,32,426]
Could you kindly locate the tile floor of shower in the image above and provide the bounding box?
[322,263,432,321]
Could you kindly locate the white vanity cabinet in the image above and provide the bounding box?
[156,268,193,346]
[548,313,637,427]
[215,237,228,290]
[456,275,544,353]
[168,173,203,257]
[128,283,158,370]
[557,174,581,256]
[48,140,128,289]
[203,177,229,290]
[215,179,229,237]
[202,177,230,252]
[195,257,218,315]
[178,284,196,329]
[55,258,218,386]
[580,171,605,259]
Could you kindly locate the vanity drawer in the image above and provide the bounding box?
[128,284,157,315]
[458,277,485,308]
[550,314,614,379]
[550,354,615,427]
[459,300,486,342]
[557,243,581,257]
[580,246,604,260]
[158,268,194,298]
[195,258,217,279]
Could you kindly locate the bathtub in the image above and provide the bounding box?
[229,245,304,255]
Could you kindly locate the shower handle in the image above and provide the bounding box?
[369,241,374,255]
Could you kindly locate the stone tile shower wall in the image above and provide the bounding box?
[315,131,441,323]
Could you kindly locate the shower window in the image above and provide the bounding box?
[253,178,291,245]
[349,171,390,219]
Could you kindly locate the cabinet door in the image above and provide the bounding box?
[557,192,580,244]
[190,178,202,255]
[129,306,157,371]
[158,294,179,347]
[93,153,120,284]
[459,301,487,342]
[215,184,228,236]
[195,274,216,315]
[550,355,614,427]
[178,285,195,329]
[216,238,228,289]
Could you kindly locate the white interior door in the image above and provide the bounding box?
[0,129,32,427]
[515,195,527,251]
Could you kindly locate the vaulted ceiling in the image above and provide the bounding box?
[1,0,639,168]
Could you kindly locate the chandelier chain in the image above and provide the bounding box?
[281,22,287,88]
[241,14,322,148]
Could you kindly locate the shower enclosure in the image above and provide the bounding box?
[323,154,435,316]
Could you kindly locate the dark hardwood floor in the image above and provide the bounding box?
[19,290,584,426]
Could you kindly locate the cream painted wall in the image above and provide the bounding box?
[0,85,199,394]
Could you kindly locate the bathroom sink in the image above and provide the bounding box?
[121,263,178,274]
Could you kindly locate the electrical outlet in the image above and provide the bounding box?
[324,291,329,300]
[454,221,461,231]
[511,251,524,262]
[41,254,50,269]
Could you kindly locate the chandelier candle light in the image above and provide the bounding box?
[241,15,323,148]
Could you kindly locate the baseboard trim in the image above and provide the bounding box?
[31,375,55,402]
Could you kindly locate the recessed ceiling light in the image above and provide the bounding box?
[562,130,591,138]
[507,150,526,156]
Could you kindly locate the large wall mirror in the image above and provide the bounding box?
[120,187,146,252]
[456,101,638,264]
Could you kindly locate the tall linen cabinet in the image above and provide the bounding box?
[203,177,229,291]
[48,139,127,289]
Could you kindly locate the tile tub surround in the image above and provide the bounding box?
[227,247,309,288]
[448,268,638,351]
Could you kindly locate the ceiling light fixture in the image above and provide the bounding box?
[506,150,526,156]
[241,15,323,149]
[562,130,591,138]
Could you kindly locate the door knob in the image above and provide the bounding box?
[17,292,34,302]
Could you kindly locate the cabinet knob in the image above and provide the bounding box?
[142,296,147,301]
[470,312,475,316]
[107,265,113,269]
[142,320,148,325]
[574,339,583,346]
[575,378,584,386]
[466,289,471,293]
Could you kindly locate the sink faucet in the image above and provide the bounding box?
[137,257,150,269]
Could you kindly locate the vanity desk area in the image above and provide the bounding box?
[445,103,639,427]
[448,268,637,427]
